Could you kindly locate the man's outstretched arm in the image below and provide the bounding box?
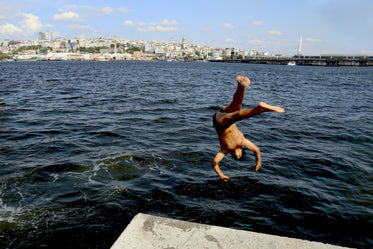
[243,138,262,171]
[212,150,230,181]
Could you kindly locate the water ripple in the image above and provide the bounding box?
[0,62,372,248]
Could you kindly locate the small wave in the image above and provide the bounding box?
[334,133,372,144]
[36,163,89,174]
[9,132,40,141]
[46,79,60,82]
[88,130,122,138]
[0,199,23,225]
[39,130,64,135]
[156,99,177,104]
[90,153,158,183]
[207,105,222,111]
[152,116,175,123]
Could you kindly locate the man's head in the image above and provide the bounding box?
[230,147,246,161]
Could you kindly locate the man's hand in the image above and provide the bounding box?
[220,175,230,182]
[255,163,262,171]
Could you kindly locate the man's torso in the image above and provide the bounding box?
[213,112,244,151]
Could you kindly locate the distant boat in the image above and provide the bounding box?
[14,57,38,61]
[94,57,113,61]
[287,61,296,66]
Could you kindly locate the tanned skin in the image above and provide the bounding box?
[212,76,285,181]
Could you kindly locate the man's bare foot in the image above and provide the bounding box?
[258,102,285,113]
[255,164,262,171]
[236,76,250,87]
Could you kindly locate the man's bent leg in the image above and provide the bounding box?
[258,102,285,113]
[223,76,250,113]
[218,102,284,127]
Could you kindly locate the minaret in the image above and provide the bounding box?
[298,34,302,57]
[182,36,186,49]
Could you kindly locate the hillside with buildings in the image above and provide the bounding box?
[0,32,270,61]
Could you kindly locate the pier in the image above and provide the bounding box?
[111,213,351,249]
[210,55,373,67]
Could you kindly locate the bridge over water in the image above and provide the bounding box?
[209,55,373,67]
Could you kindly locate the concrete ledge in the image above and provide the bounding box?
[111,213,350,249]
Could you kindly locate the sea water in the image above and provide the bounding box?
[0,61,372,248]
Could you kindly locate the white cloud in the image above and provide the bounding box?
[65,5,79,11]
[0,6,16,20]
[81,5,112,16]
[101,7,113,15]
[267,30,283,36]
[249,39,265,45]
[155,26,179,32]
[0,13,45,38]
[137,22,149,26]
[223,23,234,29]
[124,19,180,32]
[160,19,179,26]
[225,38,236,43]
[124,20,149,26]
[0,23,22,36]
[58,5,124,18]
[67,24,98,32]
[54,11,83,23]
[20,13,42,33]
[138,26,179,32]
[117,8,132,13]
[306,38,322,43]
[252,21,263,26]
[124,20,134,26]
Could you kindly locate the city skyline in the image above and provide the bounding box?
[0,0,372,56]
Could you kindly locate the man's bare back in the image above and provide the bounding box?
[212,76,284,181]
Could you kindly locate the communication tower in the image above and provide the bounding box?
[298,34,302,56]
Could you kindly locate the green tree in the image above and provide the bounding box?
[126,46,141,54]
[0,53,12,60]
[78,46,109,53]
[12,45,42,55]
[39,47,52,54]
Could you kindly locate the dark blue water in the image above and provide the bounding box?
[0,61,372,248]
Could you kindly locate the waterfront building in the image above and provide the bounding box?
[37,39,52,48]
[155,46,166,55]
[142,44,155,53]
[45,30,53,41]
[110,36,121,42]
[0,31,277,61]
[38,32,46,40]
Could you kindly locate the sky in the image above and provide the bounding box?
[0,0,372,56]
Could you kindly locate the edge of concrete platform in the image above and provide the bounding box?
[111,213,352,249]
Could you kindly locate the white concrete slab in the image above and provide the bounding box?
[111,213,351,249]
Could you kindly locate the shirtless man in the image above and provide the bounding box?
[212,76,285,181]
